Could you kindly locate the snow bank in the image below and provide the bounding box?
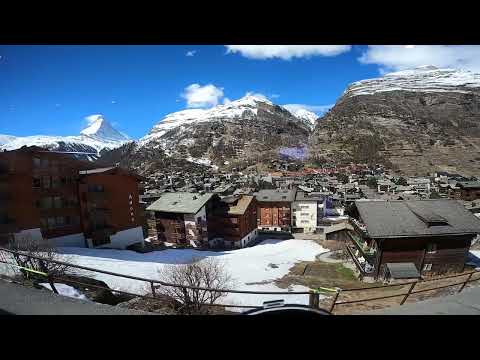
[39,283,90,301]
[55,239,328,311]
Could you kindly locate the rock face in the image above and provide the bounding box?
[311,66,480,176]
[102,95,312,175]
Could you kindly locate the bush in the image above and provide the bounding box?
[156,257,234,314]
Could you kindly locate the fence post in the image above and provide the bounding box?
[38,259,58,294]
[329,289,341,314]
[400,281,417,305]
[458,272,474,293]
[309,290,319,309]
[150,281,156,297]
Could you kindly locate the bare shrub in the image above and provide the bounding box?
[156,257,234,314]
[6,233,75,280]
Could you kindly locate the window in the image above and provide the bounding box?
[56,216,65,226]
[33,157,41,168]
[88,184,104,192]
[42,176,51,189]
[300,220,309,224]
[41,158,49,168]
[39,197,53,209]
[53,196,62,209]
[231,218,238,224]
[301,212,309,216]
[33,177,41,188]
[423,263,432,271]
[427,243,437,254]
[52,176,60,188]
[47,217,56,228]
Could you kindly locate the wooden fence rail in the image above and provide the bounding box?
[0,246,479,314]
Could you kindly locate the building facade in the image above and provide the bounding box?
[255,189,296,231]
[347,199,480,280]
[208,195,258,248]
[146,192,218,247]
[0,147,145,249]
[292,192,325,233]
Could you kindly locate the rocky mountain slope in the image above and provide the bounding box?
[0,115,131,161]
[125,95,314,173]
[310,66,480,176]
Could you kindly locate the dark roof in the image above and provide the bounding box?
[255,189,297,202]
[458,181,480,189]
[295,191,326,202]
[355,199,480,238]
[386,263,421,279]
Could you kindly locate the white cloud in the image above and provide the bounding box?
[359,45,480,73]
[111,100,117,104]
[282,103,334,115]
[181,83,224,108]
[225,45,351,60]
[186,50,196,57]
[223,97,231,105]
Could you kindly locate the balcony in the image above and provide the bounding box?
[346,231,377,274]
[350,217,368,236]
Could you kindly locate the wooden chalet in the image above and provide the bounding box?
[347,199,480,280]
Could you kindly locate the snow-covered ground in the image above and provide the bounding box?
[39,283,89,301]
[345,65,480,98]
[53,239,327,311]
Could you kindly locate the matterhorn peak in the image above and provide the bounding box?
[81,114,130,142]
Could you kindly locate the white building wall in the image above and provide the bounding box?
[13,228,44,243]
[293,201,317,233]
[184,205,207,246]
[49,233,86,247]
[234,228,258,248]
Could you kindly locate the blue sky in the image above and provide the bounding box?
[1,45,480,139]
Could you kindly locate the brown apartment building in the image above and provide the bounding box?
[449,181,480,201]
[347,199,480,281]
[255,189,297,231]
[0,146,145,249]
[146,192,218,247]
[147,193,258,249]
[208,195,258,248]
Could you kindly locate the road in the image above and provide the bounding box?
[0,279,152,315]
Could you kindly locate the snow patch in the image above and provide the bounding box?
[345,66,480,98]
[39,283,90,301]
[54,239,328,311]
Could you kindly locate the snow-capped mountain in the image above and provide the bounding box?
[345,65,480,98]
[131,95,311,169]
[282,107,319,131]
[0,115,131,160]
[81,115,130,143]
[311,65,480,177]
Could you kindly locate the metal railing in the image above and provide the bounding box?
[0,246,479,314]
